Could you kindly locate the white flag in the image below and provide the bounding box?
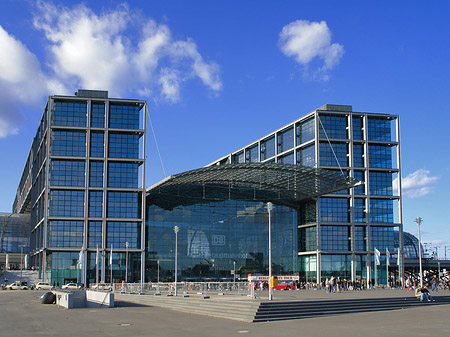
[397,247,400,266]
[78,247,83,266]
[110,244,113,265]
[96,245,99,265]
[386,248,390,266]
[374,248,381,266]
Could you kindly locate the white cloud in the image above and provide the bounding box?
[393,169,439,198]
[279,20,344,80]
[33,1,222,100]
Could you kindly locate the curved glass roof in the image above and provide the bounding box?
[147,162,359,210]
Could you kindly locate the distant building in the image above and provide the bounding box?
[0,212,30,269]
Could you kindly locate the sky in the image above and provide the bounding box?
[0,0,449,256]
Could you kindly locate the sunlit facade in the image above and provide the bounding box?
[13,90,147,286]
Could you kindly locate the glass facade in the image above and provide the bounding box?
[146,200,297,281]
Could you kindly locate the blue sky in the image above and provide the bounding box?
[1,0,449,256]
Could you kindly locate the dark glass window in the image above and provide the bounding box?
[368,145,392,168]
[352,117,363,140]
[354,198,366,223]
[319,197,349,222]
[90,132,104,157]
[353,144,364,168]
[296,118,315,145]
[51,131,86,157]
[277,126,294,154]
[109,104,140,129]
[108,133,139,159]
[245,145,259,163]
[232,151,244,164]
[354,226,367,251]
[320,226,351,251]
[319,115,347,139]
[48,221,84,248]
[319,142,348,167]
[321,254,351,280]
[107,162,139,188]
[91,103,105,128]
[353,171,365,195]
[369,199,393,223]
[369,171,393,196]
[47,252,80,286]
[297,145,315,167]
[370,226,395,252]
[89,161,104,187]
[89,191,103,218]
[368,117,391,141]
[52,101,86,127]
[107,192,139,218]
[88,221,103,248]
[48,190,85,218]
[298,226,317,252]
[50,160,85,187]
[260,136,275,161]
[107,222,141,249]
[277,151,294,164]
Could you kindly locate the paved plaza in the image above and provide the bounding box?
[0,289,449,337]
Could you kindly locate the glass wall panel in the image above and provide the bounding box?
[107,222,141,249]
[51,131,86,157]
[370,226,395,252]
[260,136,275,161]
[277,127,294,154]
[352,117,363,140]
[369,199,393,223]
[277,151,294,164]
[368,117,391,141]
[49,160,85,187]
[91,103,105,128]
[369,171,393,196]
[88,221,103,248]
[90,132,104,157]
[47,252,80,286]
[353,171,365,195]
[354,198,366,223]
[48,220,84,248]
[48,190,85,217]
[107,162,139,188]
[245,144,259,163]
[107,192,139,218]
[146,200,297,281]
[319,142,348,167]
[52,101,86,127]
[354,226,367,251]
[89,191,103,218]
[298,255,317,282]
[353,144,364,168]
[319,197,349,222]
[320,226,350,251]
[298,226,317,252]
[108,133,139,159]
[368,145,392,168]
[109,104,140,129]
[232,151,244,164]
[89,161,104,187]
[296,145,315,167]
[296,118,315,145]
[321,254,351,280]
[319,115,347,139]
[355,254,367,281]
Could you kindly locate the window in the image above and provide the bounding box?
[277,151,294,164]
[89,191,103,218]
[277,127,294,154]
[370,226,395,252]
[354,226,367,251]
[369,199,393,223]
[89,161,104,187]
[319,142,348,167]
[368,145,392,168]
[107,192,139,218]
[50,160,85,187]
[260,136,275,161]
[48,221,84,248]
[354,198,366,223]
[51,131,86,157]
[353,144,364,168]
[296,118,315,145]
[232,151,244,164]
[319,197,349,222]
[108,133,139,159]
[298,226,317,252]
[353,171,365,195]
[368,117,391,141]
[109,104,140,129]
[369,171,393,196]
[52,101,86,127]
[319,115,347,139]
[108,162,139,188]
[321,226,351,251]
[48,190,84,218]
[107,222,141,248]
[352,117,363,140]
[297,145,315,167]
[321,254,351,280]
[245,145,259,163]
[88,221,103,248]
[91,103,105,128]
[90,132,104,157]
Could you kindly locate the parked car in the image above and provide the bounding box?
[35,282,53,290]
[91,283,112,291]
[61,283,81,290]
[274,282,295,290]
[7,281,28,290]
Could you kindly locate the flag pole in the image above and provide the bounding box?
[96,244,99,291]
[110,244,113,288]
[386,248,390,287]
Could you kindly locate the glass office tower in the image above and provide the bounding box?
[13,90,147,286]
[209,104,403,284]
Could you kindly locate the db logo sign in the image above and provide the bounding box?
[212,235,225,245]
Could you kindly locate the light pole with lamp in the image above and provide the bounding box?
[415,217,424,288]
[173,226,179,296]
[267,202,273,301]
[125,242,129,283]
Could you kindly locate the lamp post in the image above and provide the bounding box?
[415,217,423,288]
[267,202,273,301]
[174,226,179,296]
[157,259,160,284]
[125,242,129,283]
[20,246,23,279]
[233,260,236,284]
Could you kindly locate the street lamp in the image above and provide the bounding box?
[415,217,423,288]
[267,202,273,301]
[125,242,129,283]
[173,226,179,296]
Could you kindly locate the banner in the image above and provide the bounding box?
[397,247,400,266]
[96,245,99,265]
[386,248,390,266]
[78,247,83,266]
[374,248,381,266]
[110,244,113,265]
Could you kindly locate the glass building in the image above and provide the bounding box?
[13,90,147,286]
[207,104,403,284]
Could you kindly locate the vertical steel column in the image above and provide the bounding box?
[141,102,147,285]
[395,116,404,287]
[42,97,51,283]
